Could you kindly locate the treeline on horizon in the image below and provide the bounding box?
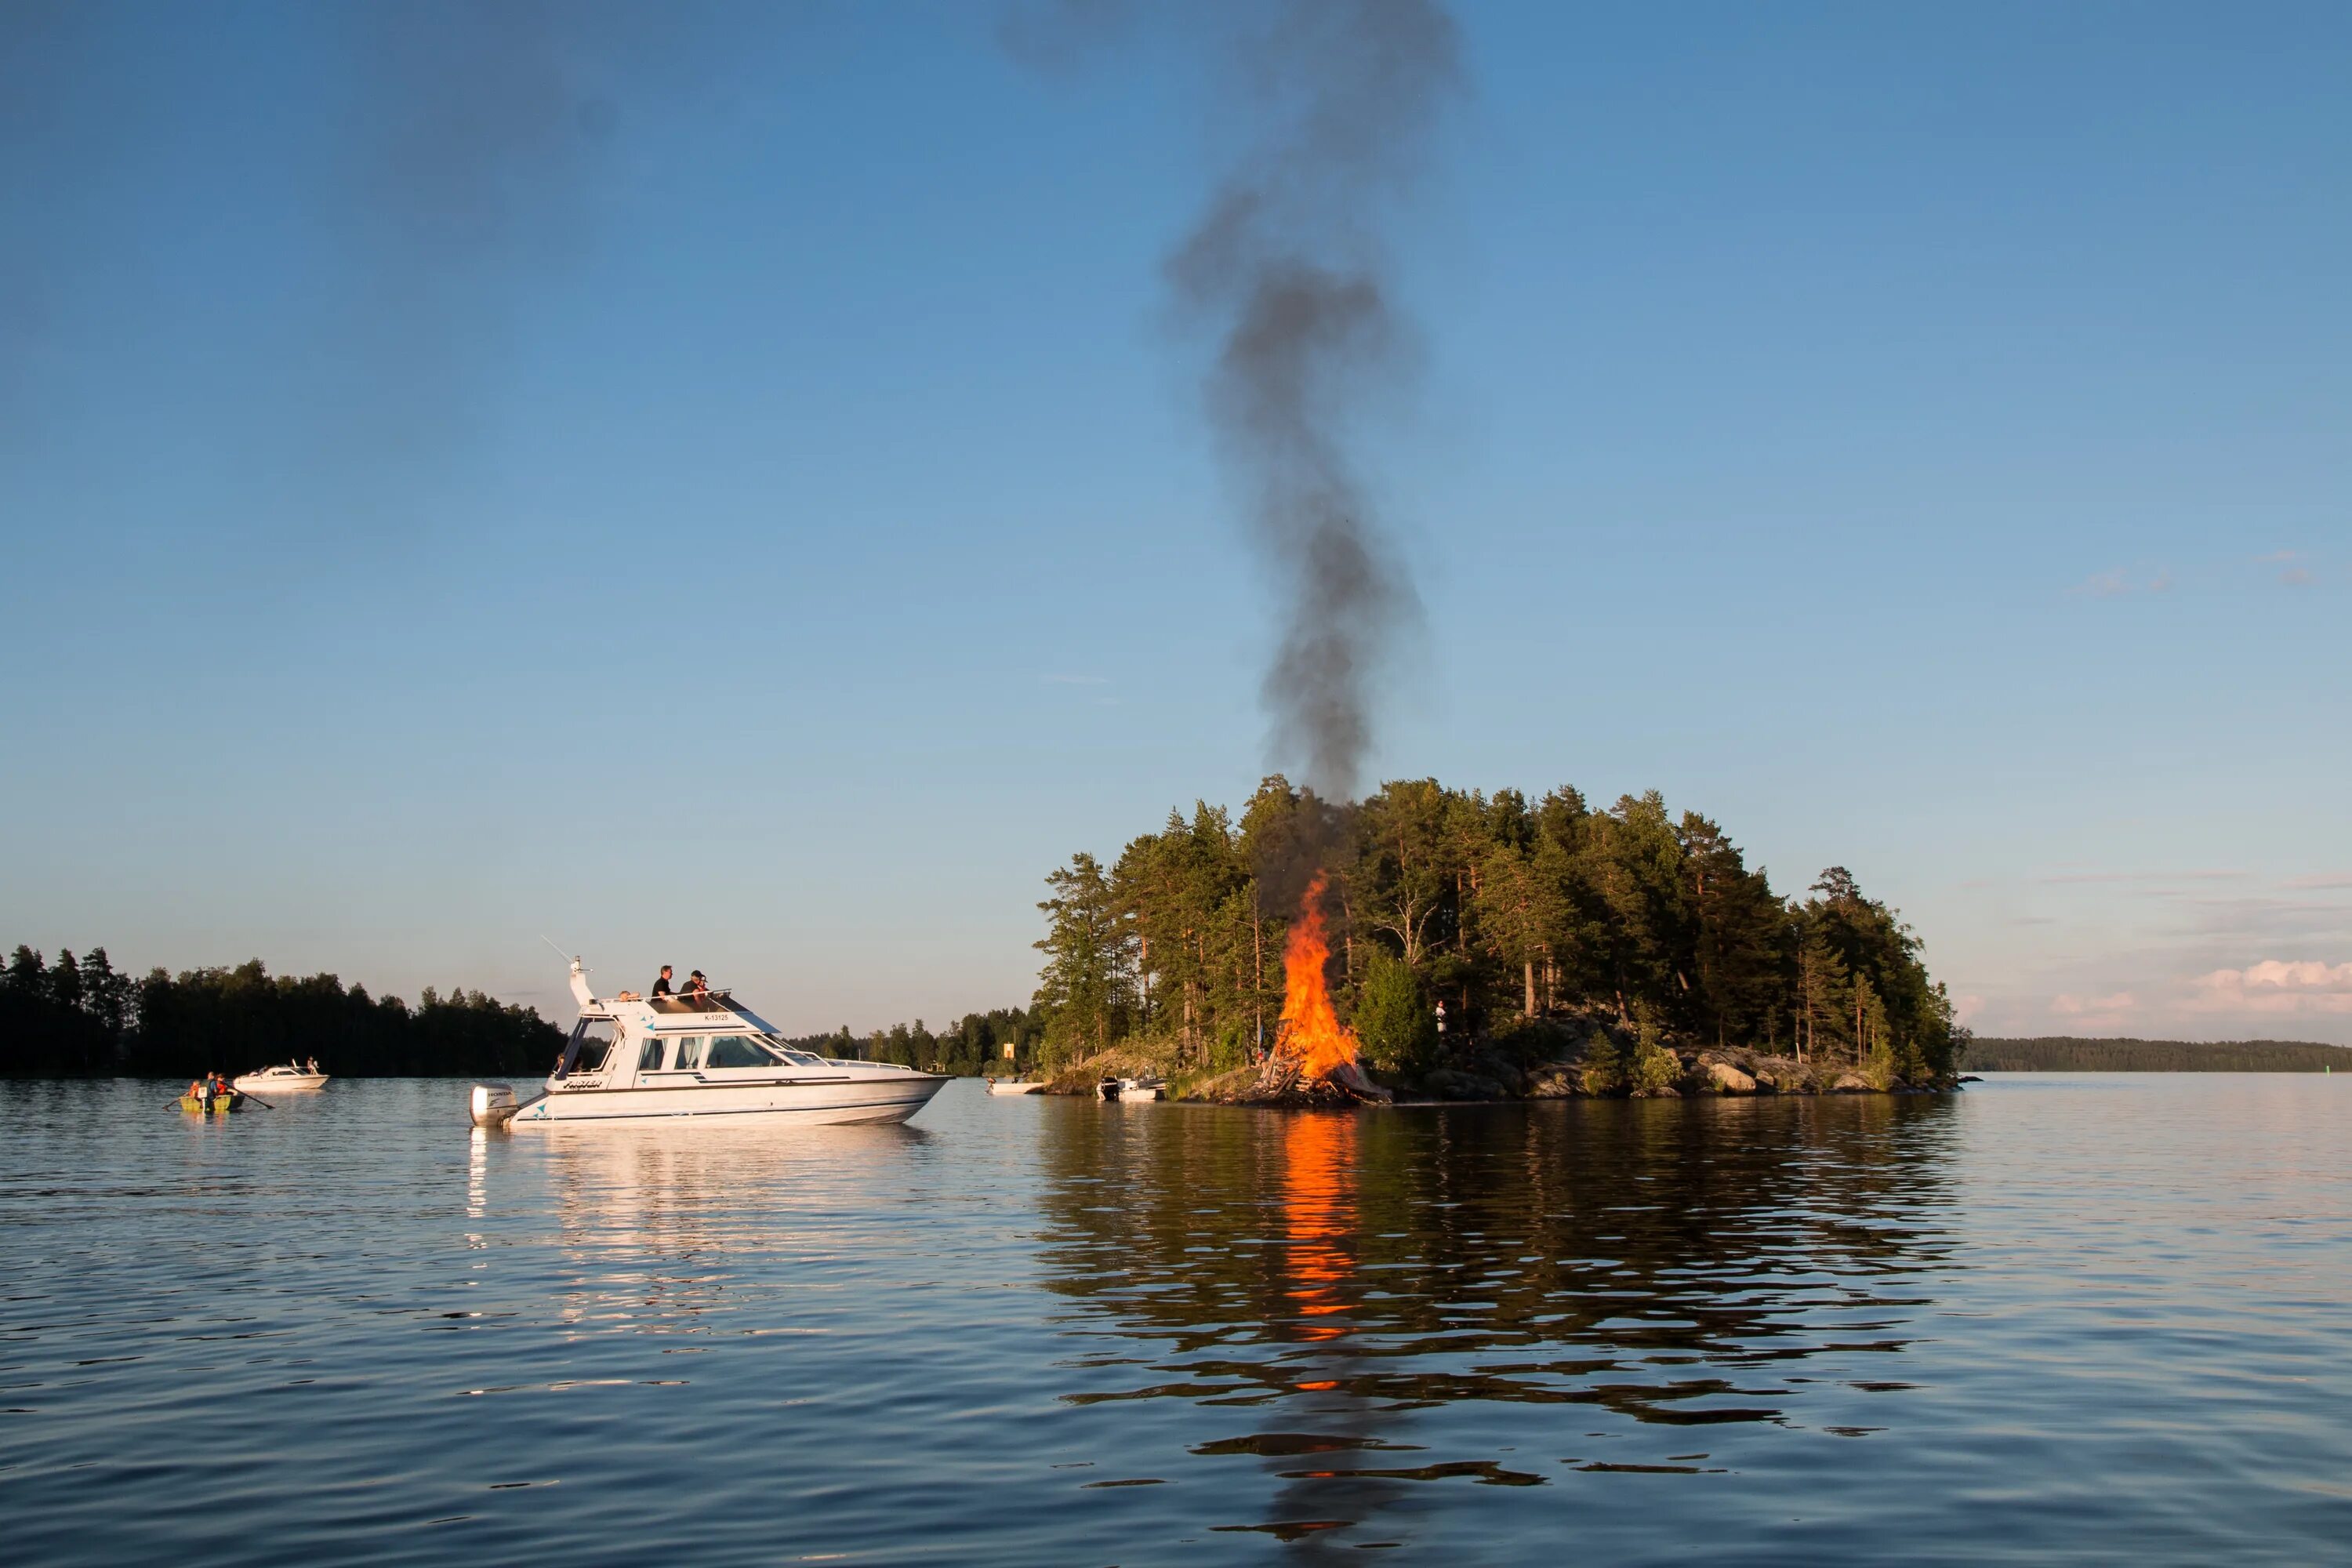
[783,1009,1042,1077]
[0,946,564,1078]
[1030,775,1959,1085]
[0,944,1037,1080]
[1967,1036,2352,1073]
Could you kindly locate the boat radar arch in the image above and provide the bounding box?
[568,957,593,1010]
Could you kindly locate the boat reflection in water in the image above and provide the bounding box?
[1036,1094,1962,1548]
[462,1115,938,1358]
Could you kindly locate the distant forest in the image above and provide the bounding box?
[1967,1036,2352,1073]
[1029,776,1960,1084]
[0,945,1033,1079]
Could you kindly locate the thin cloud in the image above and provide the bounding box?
[2042,869,2248,885]
[1040,673,1111,686]
[2284,872,2352,891]
[2279,566,2314,586]
[2051,991,2138,1029]
[2070,565,2172,598]
[2170,897,2352,942]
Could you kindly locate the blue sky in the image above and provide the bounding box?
[3,2,2347,1040]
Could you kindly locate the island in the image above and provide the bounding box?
[1025,776,1964,1101]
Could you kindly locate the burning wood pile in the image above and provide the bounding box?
[1240,872,1392,1106]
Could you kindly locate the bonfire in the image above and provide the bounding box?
[1255,872,1391,1105]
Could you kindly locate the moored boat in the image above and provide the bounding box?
[985,1077,1047,1095]
[470,960,950,1129]
[233,1063,329,1092]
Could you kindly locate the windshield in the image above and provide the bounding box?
[705,1034,786,1069]
[560,1018,615,1076]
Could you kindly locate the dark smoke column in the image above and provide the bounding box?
[1166,0,1461,803]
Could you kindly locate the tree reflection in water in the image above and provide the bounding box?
[1038,1096,1960,1544]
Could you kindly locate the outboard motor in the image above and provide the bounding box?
[469,1083,519,1128]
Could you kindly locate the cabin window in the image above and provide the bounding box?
[674,1036,707,1070]
[637,1036,666,1073]
[706,1034,782,1069]
[563,1017,615,1076]
[782,1049,825,1067]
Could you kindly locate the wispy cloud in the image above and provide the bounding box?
[2041,869,2248,885]
[2279,565,2314,586]
[2285,872,2352,891]
[2051,991,2139,1029]
[2071,566,2172,598]
[1040,673,1111,686]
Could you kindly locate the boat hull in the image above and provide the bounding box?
[985,1079,1047,1095]
[178,1094,240,1114]
[234,1073,328,1092]
[502,1074,949,1127]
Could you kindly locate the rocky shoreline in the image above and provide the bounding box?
[1042,1030,1960,1105]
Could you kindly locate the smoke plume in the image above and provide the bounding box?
[1167,1,1461,802]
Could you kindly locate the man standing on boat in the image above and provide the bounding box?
[651,965,674,998]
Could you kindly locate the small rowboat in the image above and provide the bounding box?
[178,1093,242,1114]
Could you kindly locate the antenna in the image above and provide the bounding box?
[540,935,579,967]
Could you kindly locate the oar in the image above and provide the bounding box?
[237,1090,276,1111]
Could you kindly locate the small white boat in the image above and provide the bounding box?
[233,1063,329,1091]
[1097,1076,1166,1102]
[986,1078,1047,1095]
[470,960,949,1129]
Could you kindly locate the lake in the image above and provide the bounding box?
[4,1074,2347,1564]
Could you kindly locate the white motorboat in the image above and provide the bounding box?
[1096,1076,1166,1102]
[985,1078,1047,1095]
[233,1063,329,1091]
[470,960,949,1129]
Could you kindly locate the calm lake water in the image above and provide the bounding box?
[4,1074,2347,1564]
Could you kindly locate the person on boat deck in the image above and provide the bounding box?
[650,965,674,998]
[684,970,709,1004]
[188,1078,206,1101]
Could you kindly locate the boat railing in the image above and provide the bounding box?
[610,989,738,1014]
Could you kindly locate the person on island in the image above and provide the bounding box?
[651,965,674,998]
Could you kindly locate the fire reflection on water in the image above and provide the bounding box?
[1038,1093,1961,1542]
[1281,1112,1357,1345]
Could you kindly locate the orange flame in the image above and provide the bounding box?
[1277,872,1360,1080]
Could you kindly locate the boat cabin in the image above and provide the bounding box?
[548,966,842,1093]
